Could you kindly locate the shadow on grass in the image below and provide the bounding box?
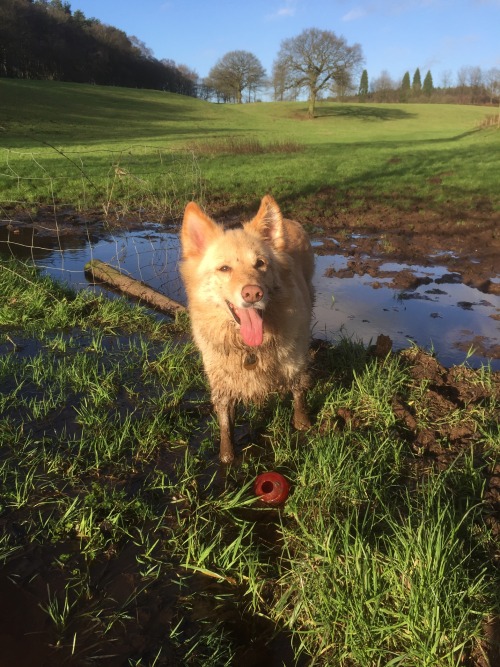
[1,79,234,147]
[313,105,418,121]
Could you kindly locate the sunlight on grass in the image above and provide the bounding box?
[1,79,499,217]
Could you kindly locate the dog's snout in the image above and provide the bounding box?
[241,284,263,304]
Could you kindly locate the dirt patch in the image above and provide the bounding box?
[306,202,500,296]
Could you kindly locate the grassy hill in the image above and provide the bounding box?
[1,78,499,218]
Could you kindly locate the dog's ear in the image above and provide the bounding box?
[181,202,222,258]
[246,195,286,250]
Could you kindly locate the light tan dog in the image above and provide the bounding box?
[180,195,314,463]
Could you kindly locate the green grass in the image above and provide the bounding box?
[1,78,499,218]
[1,260,499,664]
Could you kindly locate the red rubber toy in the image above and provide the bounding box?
[254,472,290,505]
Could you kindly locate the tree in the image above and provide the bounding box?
[272,59,287,101]
[485,67,500,105]
[0,0,200,94]
[358,69,369,99]
[412,68,422,94]
[423,70,434,97]
[331,68,355,100]
[440,69,453,89]
[400,71,411,101]
[273,27,363,118]
[206,50,266,103]
[130,36,154,60]
[372,70,396,102]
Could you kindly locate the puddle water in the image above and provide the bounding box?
[1,224,499,370]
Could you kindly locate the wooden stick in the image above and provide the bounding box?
[84,259,186,314]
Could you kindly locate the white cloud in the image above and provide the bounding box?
[266,1,297,20]
[342,7,369,21]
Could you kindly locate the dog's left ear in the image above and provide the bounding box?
[246,195,286,250]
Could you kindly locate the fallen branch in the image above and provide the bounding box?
[84,259,186,314]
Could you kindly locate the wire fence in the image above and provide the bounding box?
[0,145,204,304]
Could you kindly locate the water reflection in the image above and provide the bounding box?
[315,255,500,368]
[1,224,499,370]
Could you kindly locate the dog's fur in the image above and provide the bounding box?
[180,195,314,463]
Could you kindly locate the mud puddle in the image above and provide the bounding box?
[1,222,499,370]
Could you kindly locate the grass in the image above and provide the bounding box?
[1,260,499,664]
[1,78,499,218]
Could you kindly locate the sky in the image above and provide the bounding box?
[68,0,500,89]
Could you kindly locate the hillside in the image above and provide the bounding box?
[1,78,499,222]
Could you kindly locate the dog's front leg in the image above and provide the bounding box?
[292,388,311,431]
[214,398,236,463]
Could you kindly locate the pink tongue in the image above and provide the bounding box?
[234,307,263,347]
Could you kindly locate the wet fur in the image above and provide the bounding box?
[180,195,314,463]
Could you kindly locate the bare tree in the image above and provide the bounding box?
[130,36,154,60]
[273,28,363,118]
[458,65,486,103]
[440,69,453,89]
[371,70,397,102]
[330,68,356,100]
[272,59,299,101]
[485,67,500,105]
[206,50,266,103]
[272,59,287,101]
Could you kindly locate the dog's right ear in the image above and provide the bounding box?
[181,202,221,258]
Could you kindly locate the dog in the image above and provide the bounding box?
[180,195,314,463]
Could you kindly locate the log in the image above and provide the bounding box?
[84,259,186,314]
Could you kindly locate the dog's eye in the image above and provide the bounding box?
[255,258,265,269]
[218,265,231,272]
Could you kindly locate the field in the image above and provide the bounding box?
[1,79,500,665]
[1,78,500,220]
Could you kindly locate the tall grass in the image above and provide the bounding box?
[186,136,304,156]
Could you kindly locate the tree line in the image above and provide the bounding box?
[2,1,499,116]
[0,0,198,95]
[359,66,500,106]
[204,28,363,118]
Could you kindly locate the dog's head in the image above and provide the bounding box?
[180,196,289,347]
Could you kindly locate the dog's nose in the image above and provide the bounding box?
[241,284,263,304]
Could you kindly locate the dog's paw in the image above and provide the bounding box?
[219,450,235,465]
[293,414,312,431]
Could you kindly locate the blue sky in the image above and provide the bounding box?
[69,0,500,88]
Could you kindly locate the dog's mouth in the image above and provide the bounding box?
[226,301,264,347]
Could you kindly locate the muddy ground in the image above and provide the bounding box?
[309,203,500,297]
[5,199,500,294]
[1,202,500,665]
[5,199,500,361]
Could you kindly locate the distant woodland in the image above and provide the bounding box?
[0,0,198,95]
[1,0,499,109]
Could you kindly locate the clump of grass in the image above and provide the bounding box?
[186,136,304,156]
[274,447,490,664]
[477,113,500,129]
[0,259,172,337]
